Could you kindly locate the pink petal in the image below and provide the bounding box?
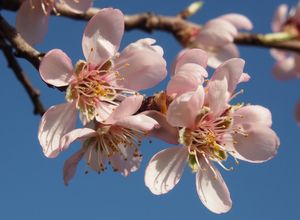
[113,39,167,91]
[39,49,73,86]
[84,145,107,173]
[270,49,288,61]
[38,102,77,158]
[167,87,204,128]
[63,148,86,186]
[233,105,272,127]
[272,4,288,32]
[195,19,237,47]
[60,128,97,151]
[109,146,142,176]
[295,100,300,125]
[144,147,188,195]
[60,0,92,13]
[218,13,253,30]
[207,78,228,116]
[167,63,207,96]
[105,95,143,124]
[143,110,179,144]
[16,0,50,45]
[211,58,245,95]
[94,101,116,123]
[172,49,208,76]
[272,56,300,80]
[196,157,232,214]
[238,73,251,83]
[114,114,159,132]
[124,38,164,56]
[207,44,239,68]
[231,123,280,163]
[82,8,124,67]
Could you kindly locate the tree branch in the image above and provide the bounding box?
[1,0,300,53]
[0,0,300,117]
[0,14,42,69]
[234,33,300,52]
[0,34,45,116]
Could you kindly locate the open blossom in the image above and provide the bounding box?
[145,53,280,214]
[16,0,93,45]
[38,8,167,158]
[271,4,300,80]
[59,95,159,185]
[190,13,253,68]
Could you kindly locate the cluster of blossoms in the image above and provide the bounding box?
[271,4,300,124]
[37,7,279,214]
[38,8,166,178]
[144,49,279,213]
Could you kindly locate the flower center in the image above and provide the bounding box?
[83,125,145,173]
[180,127,227,163]
[179,107,239,172]
[66,60,137,122]
[66,60,117,120]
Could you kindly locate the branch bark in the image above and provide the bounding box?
[0,14,42,69]
[0,34,45,116]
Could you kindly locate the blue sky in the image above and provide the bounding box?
[0,0,299,219]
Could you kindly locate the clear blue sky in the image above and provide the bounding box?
[0,0,299,219]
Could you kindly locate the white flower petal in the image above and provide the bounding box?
[145,147,188,195]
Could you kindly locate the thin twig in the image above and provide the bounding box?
[0,34,45,116]
[0,14,42,69]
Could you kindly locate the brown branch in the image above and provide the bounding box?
[0,0,300,117]
[234,33,300,52]
[2,0,300,54]
[0,14,42,69]
[0,34,45,116]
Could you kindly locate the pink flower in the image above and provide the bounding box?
[271,4,300,80]
[167,49,208,97]
[145,56,279,214]
[60,95,159,185]
[38,8,167,158]
[16,0,93,45]
[191,13,253,68]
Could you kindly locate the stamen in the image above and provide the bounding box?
[230,89,244,101]
[217,161,233,171]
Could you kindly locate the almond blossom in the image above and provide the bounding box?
[16,0,93,45]
[271,4,300,80]
[189,13,253,68]
[145,54,279,214]
[38,8,167,158]
[59,95,159,185]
